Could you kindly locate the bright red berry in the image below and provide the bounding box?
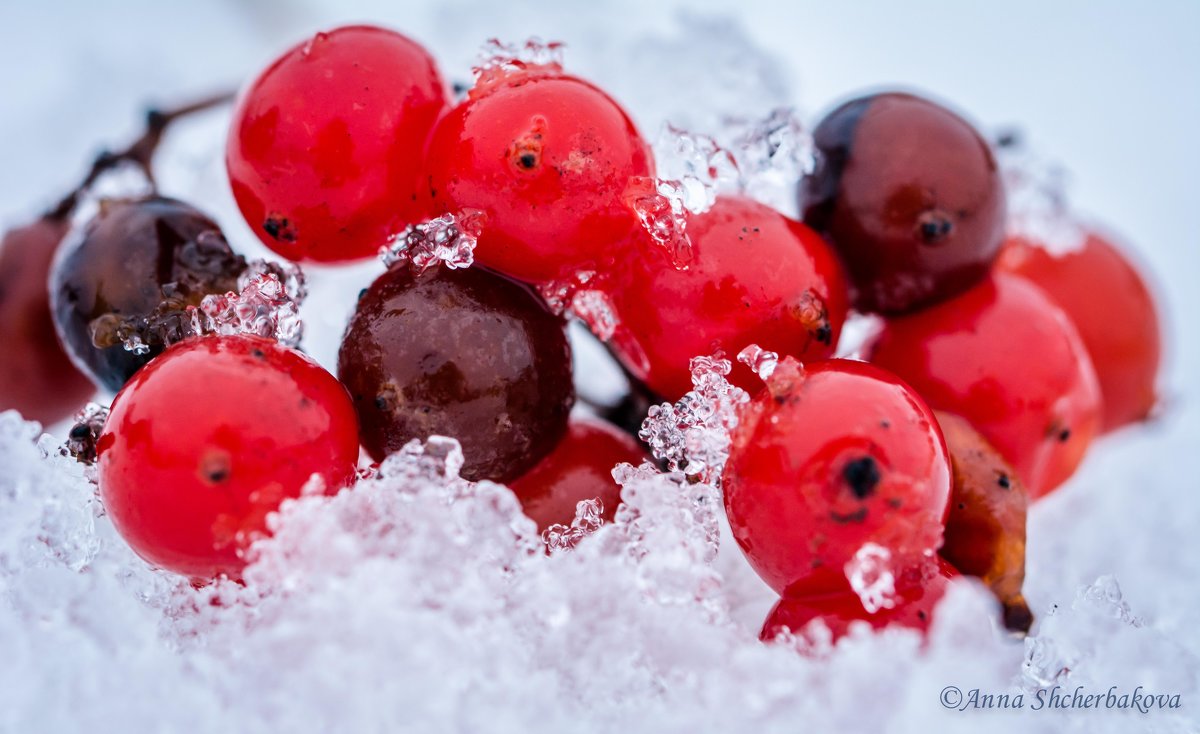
[803,92,1006,313]
[867,273,1102,499]
[423,66,653,284]
[998,231,1161,432]
[0,218,94,425]
[97,335,360,581]
[761,558,956,643]
[227,25,448,262]
[509,417,647,531]
[606,196,849,401]
[722,358,952,598]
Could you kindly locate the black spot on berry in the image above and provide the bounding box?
[917,610,928,621]
[374,396,388,411]
[997,472,1011,489]
[263,215,296,243]
[916,210,953,244]
[1058,428,1071,442]
[843,456,881,499]
[830,507,868,524]
[814,322,833,345]
[518,152,538,169]
[958,502,966,510]
[880,419,891,429]
[251,348,266,360]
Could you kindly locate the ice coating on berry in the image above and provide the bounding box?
[62,401,109,468]
[543,498,605,553]
[472,37,565,87]
[638,353,749,484]
[188,260,306,348]
[379,210,483,273]
[623,176,694,269]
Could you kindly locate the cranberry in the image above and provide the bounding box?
[867,273,1102,498]
[337,264,574,482]
[49,197,247,392]
[97,335,359,581]
[606,196,849,400]
[998,231,1161,432]
[935,411,1031,633]
[423,66,652,284]
[722,357,951,597]
[509,417,648,531]
[761,558,956,643]
[0,218,94,424]
[803,92,1006,313]
[227,25,448,262]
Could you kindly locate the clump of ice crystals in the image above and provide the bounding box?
[639,353,749,484]
[538,272,620,340]
[735,344,778,381]
[543,498,605,552]
[188,260,306,348]
[995,129,1087,253]
[379,210,484,273]
[845,543,898,614]
[473,37,565,84]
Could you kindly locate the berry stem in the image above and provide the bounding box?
[46,90,236,222]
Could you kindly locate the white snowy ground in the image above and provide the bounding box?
[2,1,1199,732]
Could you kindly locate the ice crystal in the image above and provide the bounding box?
[735,344,778,381]
[62,402,110,467]
[189,260,306,348]
[543,498,605,552]
[380,210,484,274]
[624,175,693,269]
[995,129,1087,253]
[473,37,565,85]
[639,353,748,484]
[845,543,897,614]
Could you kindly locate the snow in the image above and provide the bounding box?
[2,2,1199,732]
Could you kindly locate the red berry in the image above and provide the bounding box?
[722,358,951,598]
[227,25,448,262]
[97,335,359,581]
[337,264,574,482]
[867,273,1102,498]
[509,417,647,531]
[998,231,1161,432]
[803,92,1006,313]
[607,196,849,401]
[423,67,653,284]
[761,558,956,643]
[0,218,94,424]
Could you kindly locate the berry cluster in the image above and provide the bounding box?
[0,25,1163,644]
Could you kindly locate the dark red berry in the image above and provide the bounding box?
[509,417,648,531]
[49,197,247,392]
[227,25,448,262]
[0,218,94,424]
[97,335,360,581]
[803,92,1006,313]
[337,264,574,482]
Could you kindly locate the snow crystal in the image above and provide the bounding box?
[473,36,566,84]
[846,542,898,614]
[543,498,605,552]
[379,210,483,273]
[736,344,778,381]
[189,260,306,348]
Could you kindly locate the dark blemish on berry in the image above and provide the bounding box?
[887,498,902,509]
[997,472,1011,489]
[880,419,891,429]
[814,322,833,345]
[374,396,388,411]
[69,424,92,440]
[830,507,868,524]
[199,451,231,485]
[958,502,966,510]
[251,348,265,360]
[1058,428,1071,442]
[917,610,928,621]
[299,397,311,408]
[916,210,953,245]
[842,456,881,499]
[518,152,538,169]
[263,215,297,243]
[774,394,787,406]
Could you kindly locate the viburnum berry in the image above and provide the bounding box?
[337,264,574,482]
[0,218,94,424]
[509,417,647,531]
[97,335,360,581]
[867,273,1102,499]
[50,196,248,392]
[722,357,952,598]
[998,231,1161,432]
[935,411,1031,633]
[606,196,848,401]
[227,25,448,262]
[761,558,956,644]
[422,64,652,284]
[803,91,1006,313]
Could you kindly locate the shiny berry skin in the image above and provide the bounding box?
[227,25,448,262]
[0,218,94,424]
[423,67,653,284]
[338,264,574,482]
[761,559,955,643]
[803,92,1006,313]
[998,231,1161,432]
[96,335,359,581]
[935,411,1031,633]
[867,273,1102,499]
[509,417,647,531]
[50,197,247,392]
[722,357,952,598]
[607,196,848,400]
